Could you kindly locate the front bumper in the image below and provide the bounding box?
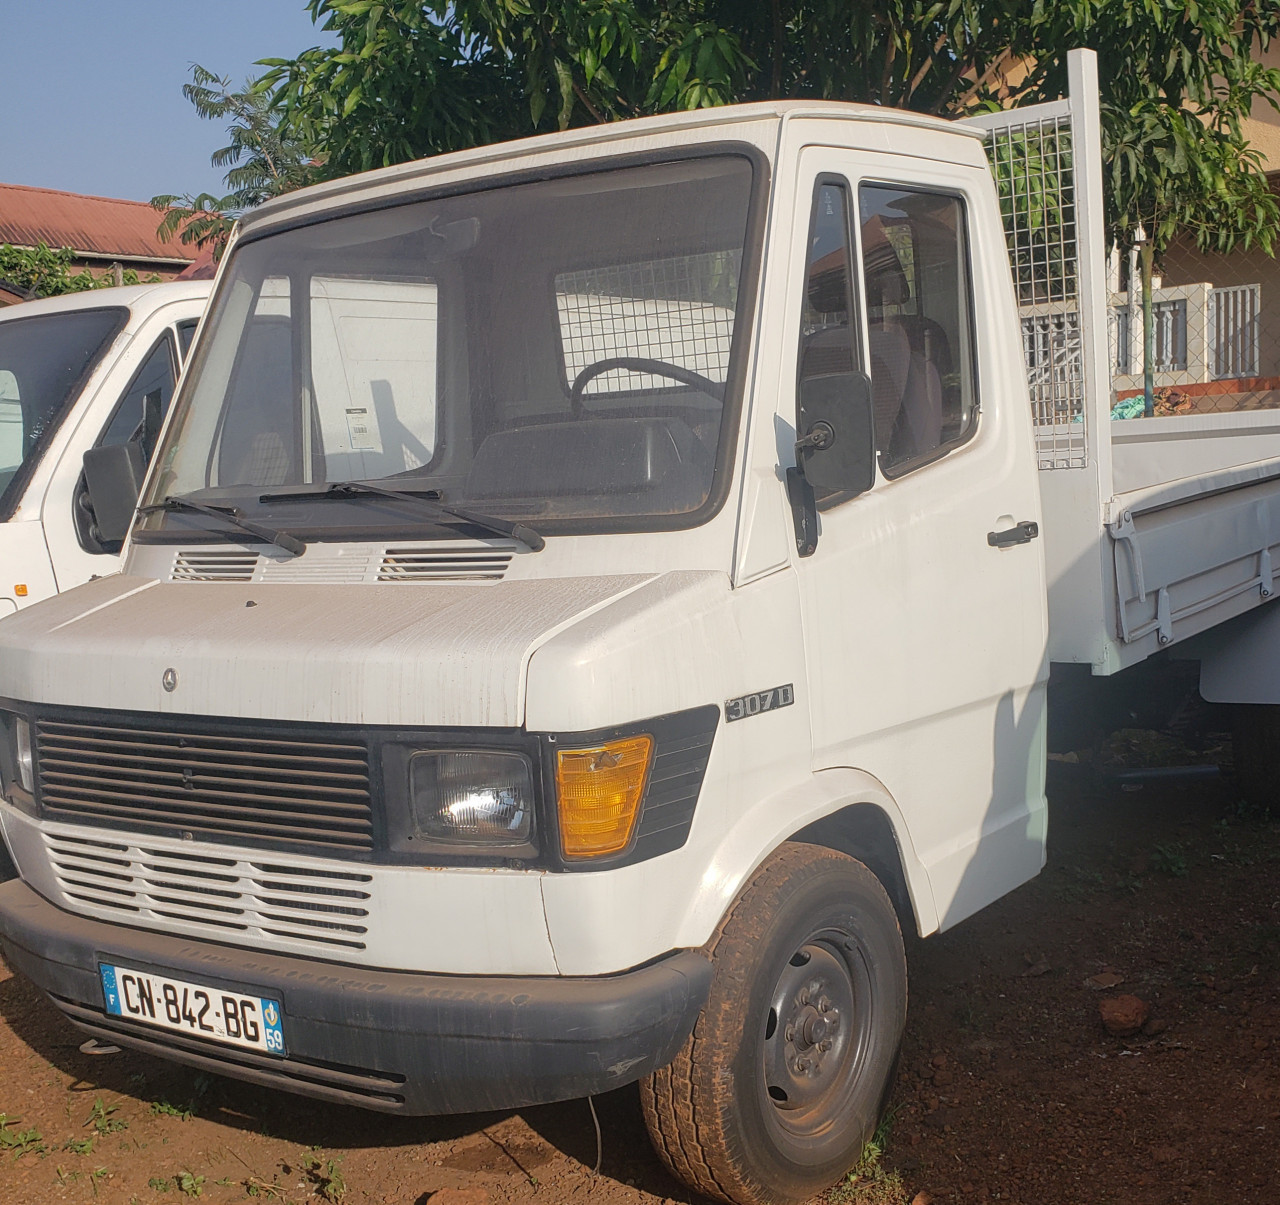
[0,879,711,1114]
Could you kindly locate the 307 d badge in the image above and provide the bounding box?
[724,683,795,723]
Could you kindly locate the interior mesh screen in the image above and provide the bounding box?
[556,251,741,395]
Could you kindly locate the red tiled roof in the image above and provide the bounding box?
[0,182,196,264]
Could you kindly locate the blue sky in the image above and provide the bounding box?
[0,1,337,202]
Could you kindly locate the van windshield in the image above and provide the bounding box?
[0,307,126,518]
[139,154,758,543]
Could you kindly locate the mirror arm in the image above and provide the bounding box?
[785,466,818,558]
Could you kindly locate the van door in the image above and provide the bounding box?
[788,148,1049,930]
[44,324,185,591]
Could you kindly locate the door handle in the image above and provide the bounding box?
[987,520,1039,548]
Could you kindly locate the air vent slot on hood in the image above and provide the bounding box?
[171,550,259,582]
[377,546,513,582]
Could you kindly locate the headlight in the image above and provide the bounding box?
[403,751,534,848]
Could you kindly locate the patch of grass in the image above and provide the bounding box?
[88,1166,110,1197]
[86,1098,127,1136]
[63,1136,95,1155]
[150,1100,193,1121]
[1151,842,1189,877]
[175,1170,205,1198]
[148,1176,175,1192]
[303,1153,346,1203]
[0,1113,46,1159]
[826,1139,909,1205]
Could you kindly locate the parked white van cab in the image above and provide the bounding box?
[0,281,211,880]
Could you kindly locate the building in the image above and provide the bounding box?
[0,183,196,304]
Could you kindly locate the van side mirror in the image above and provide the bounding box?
[795,371,876,496]
[82,442,146,544]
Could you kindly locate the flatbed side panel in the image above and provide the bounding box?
[1107,473,1280,670]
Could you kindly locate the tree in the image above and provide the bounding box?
[0,243,158,300]
[999,3,1280,416]
[261,1,1095,177]
[264,2,1280,418]
[151,64,318,260]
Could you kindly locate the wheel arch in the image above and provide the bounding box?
[790,803,918,938]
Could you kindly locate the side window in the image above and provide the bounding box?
[0,372,21,475]
[176,319,199,359]
[98,336,177,449]
[859,184,976,475]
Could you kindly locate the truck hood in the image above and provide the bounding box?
[0,573,654,727]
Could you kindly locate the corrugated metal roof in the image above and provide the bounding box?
[0,182,196,264]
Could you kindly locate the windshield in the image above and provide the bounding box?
[0,307,126,517]
[140,154,759,543]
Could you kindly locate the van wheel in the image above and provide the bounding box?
[640,842,907,1205]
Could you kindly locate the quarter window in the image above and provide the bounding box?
[859,185,976,474]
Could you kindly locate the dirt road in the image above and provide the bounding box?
[1,756,1277,1205]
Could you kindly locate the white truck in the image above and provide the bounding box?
[0,281,211,879]
[0,51,1275,1205]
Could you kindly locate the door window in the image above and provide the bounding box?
[99,336,178,449]
[858,185,976,474]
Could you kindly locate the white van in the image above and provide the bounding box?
[0,281,211,877]
[1,55,1278,1205]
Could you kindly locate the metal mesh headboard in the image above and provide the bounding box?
[556,251,739,396]
[985,115,1087,469]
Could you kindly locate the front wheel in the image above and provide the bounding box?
[641,842,907,1205]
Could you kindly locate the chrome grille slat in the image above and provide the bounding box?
[43,833,371,954]
[35,718,374,855]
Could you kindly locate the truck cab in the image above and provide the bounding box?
[0,107,1047,1205]
[0,282,212,612]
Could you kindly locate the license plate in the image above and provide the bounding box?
[99,964,285,1056]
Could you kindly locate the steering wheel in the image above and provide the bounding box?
[569,356,725,417]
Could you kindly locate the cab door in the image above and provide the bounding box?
[787,146,1049,930]
[44,317,192,592]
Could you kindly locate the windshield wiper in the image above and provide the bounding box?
[259,481,545,552]
[138,496,306,557]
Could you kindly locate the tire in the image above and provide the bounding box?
[1232,704,1280,810]
[640,842,907,1205]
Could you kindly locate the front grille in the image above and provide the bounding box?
[43,831,372,952]
[36,718,373,855]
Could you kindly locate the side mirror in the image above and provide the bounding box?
[82,442,146,544]
[795,371,876,496]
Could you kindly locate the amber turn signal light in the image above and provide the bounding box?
[555,735,654,858]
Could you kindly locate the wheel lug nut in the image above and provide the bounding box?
[785,1026,795,1042]
[819,997,831,1013]
[819,1039,832,1052]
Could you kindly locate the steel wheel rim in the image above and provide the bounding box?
[759,927,874,1143]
